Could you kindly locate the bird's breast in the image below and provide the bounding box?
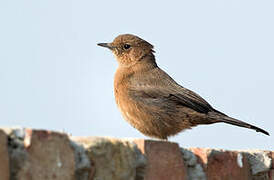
[114,84,141,126]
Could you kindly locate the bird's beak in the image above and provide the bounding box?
[97,43,114,50]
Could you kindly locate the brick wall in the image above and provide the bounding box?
[0,128,273,180]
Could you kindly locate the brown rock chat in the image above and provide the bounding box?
[98,34,269,140]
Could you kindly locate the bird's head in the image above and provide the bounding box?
[98,34,155,67]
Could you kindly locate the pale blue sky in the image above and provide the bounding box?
[0,0,273,150]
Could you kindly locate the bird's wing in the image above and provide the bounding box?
[128,85,214,114]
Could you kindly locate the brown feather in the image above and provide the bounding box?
[98,34,269,139]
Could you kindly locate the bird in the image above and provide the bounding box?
[97,34,269,140]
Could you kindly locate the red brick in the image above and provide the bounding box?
[269,169,274,180]
[134,139,187,180]
[269,152,274,180]
[206,151,251,180]
[0,130,9,180]
[270,151,274,169]
[190,148,253,180]
[18,129,76,180]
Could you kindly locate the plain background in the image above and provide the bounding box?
[0,0,273,150]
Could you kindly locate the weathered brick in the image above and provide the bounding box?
[207,151,251,180]
[190,148,252,180]
[1,127,273,180]
[17,129,76,180]
[73,137,145,180]
[269,152,274,180]
[269,169,274,180]
[270,151,274,169]
[0,130,9,180]
[134,139,187,180]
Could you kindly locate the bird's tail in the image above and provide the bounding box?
[208,112,269,136]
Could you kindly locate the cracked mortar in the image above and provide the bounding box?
[69,140,92,180]
[180,148,206,180]
[242,150,272,175]
[72,137,147,180]
[6,128,28,180]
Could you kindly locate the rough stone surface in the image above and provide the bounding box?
[134,139,187,180]
[73,137,146,180]
[0,129,9,180]
[13,129,76,180]
[70,140,92,180]
[181,148,206,180]
[7,128,28,179]
[243,150,272,175]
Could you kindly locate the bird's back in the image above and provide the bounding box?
[114,64,211,139]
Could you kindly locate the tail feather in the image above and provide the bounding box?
[208,112,269,136]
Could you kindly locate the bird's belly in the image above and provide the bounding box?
[116,96,145,129]
[115,93,193,139]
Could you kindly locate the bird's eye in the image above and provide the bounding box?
[123,44,131,50]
